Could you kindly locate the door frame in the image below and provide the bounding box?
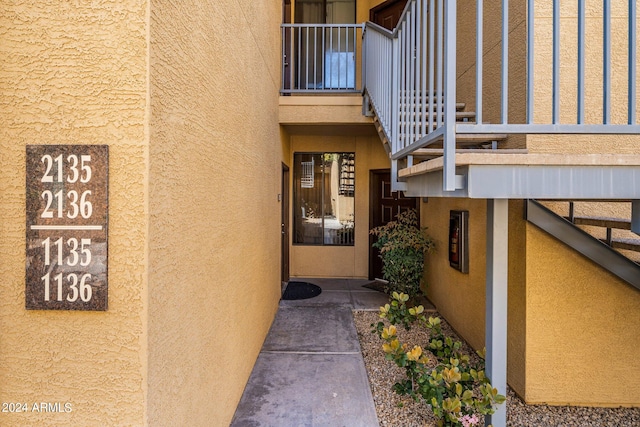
[281,163,290,283]
[369,169,419,280]
[369,169,388,280]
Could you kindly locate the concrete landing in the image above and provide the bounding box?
[230,278,387,427]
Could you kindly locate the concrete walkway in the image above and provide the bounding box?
[230,278,390,427]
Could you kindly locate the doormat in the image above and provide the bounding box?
[281,281,322,300]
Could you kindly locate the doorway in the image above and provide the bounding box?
[369,169,419,280]
[369,0,408,30]
[282,164,290,282]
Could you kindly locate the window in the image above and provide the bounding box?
[295,0,356,25]
[293,153,355,245]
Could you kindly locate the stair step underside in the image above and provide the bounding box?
[398,120,477,131]
[601,237,640,252]
[397,102,466,111]
[411,148,527,159]
[398,133,509,148]
[399,112,476,121]
[572,216,632,230]
[399,107,471,116]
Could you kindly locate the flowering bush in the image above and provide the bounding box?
[370,209,435,299]
[459,414,480,427]
[372,292,506,427]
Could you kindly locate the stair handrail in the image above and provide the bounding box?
[363,0,640,193]
[364,0,458,191]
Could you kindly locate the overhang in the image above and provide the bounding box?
[401,153,640,199]
[279,95,371,126]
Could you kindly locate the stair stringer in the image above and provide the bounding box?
[525,199,640,291]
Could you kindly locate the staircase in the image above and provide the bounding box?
[370,95,510,158]
[362,0,640,195]
[527,200,640,291]
[550,200,640,261]
[358,2,640,420]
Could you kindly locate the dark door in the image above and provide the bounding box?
[282,164,290,282]
[369,169,418,280]
[369,0,408,30]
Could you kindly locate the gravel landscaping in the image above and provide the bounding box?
[353,310,640,427]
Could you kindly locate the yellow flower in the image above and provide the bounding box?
[406,345,423,361]
[382,338,401,354]
[442,367,462,384]
[381,325,397,339]
[392,291,409,302]
[379,304,390,318]
[408,305,424,316]
[442,397,461,413]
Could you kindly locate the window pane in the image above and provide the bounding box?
[322,153,355,245]
[294,153,323,244]
[293,152,354,246]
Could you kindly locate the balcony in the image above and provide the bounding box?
[281,24,364,94]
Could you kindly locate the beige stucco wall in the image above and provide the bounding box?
[0,1,148,425]
[421,198,528,398]
[532,2,636,126]
[456,1,527,149]
[525,224,640,406]
[1,1,283,425]
[423,1,640,407]
[148,1,282,425]
[280,95,373,125]
[422,197,640,406]
[288,130,389,278]
[527,2,640,153]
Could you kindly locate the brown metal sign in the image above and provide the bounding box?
[26,145,108,310]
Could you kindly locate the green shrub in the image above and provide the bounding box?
[370,209,435,299]
[372,292,506,427]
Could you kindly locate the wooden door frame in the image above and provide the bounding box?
[368,168,419,280]
[281,163,290,283]
[369,0,408,30]
[368,169,388,280]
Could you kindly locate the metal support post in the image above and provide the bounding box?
[391,159,408,193]
[443,0,457,191]
[485,198,508,427]
[632,200,640,234]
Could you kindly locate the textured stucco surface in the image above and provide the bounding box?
[422,197,640,406]
[421,199,527,398]
[421,0,640,408]
[532,2,638,126]
[527,2,640,154]
[525,224,640,406]
[0,1,148,426]
[279,95,372,125]
[456,1,527,150]
[288,132,389,278]
[148,1,282,425]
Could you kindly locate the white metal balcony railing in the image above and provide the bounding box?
[281,24,364,93]
[363,0,640,192]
